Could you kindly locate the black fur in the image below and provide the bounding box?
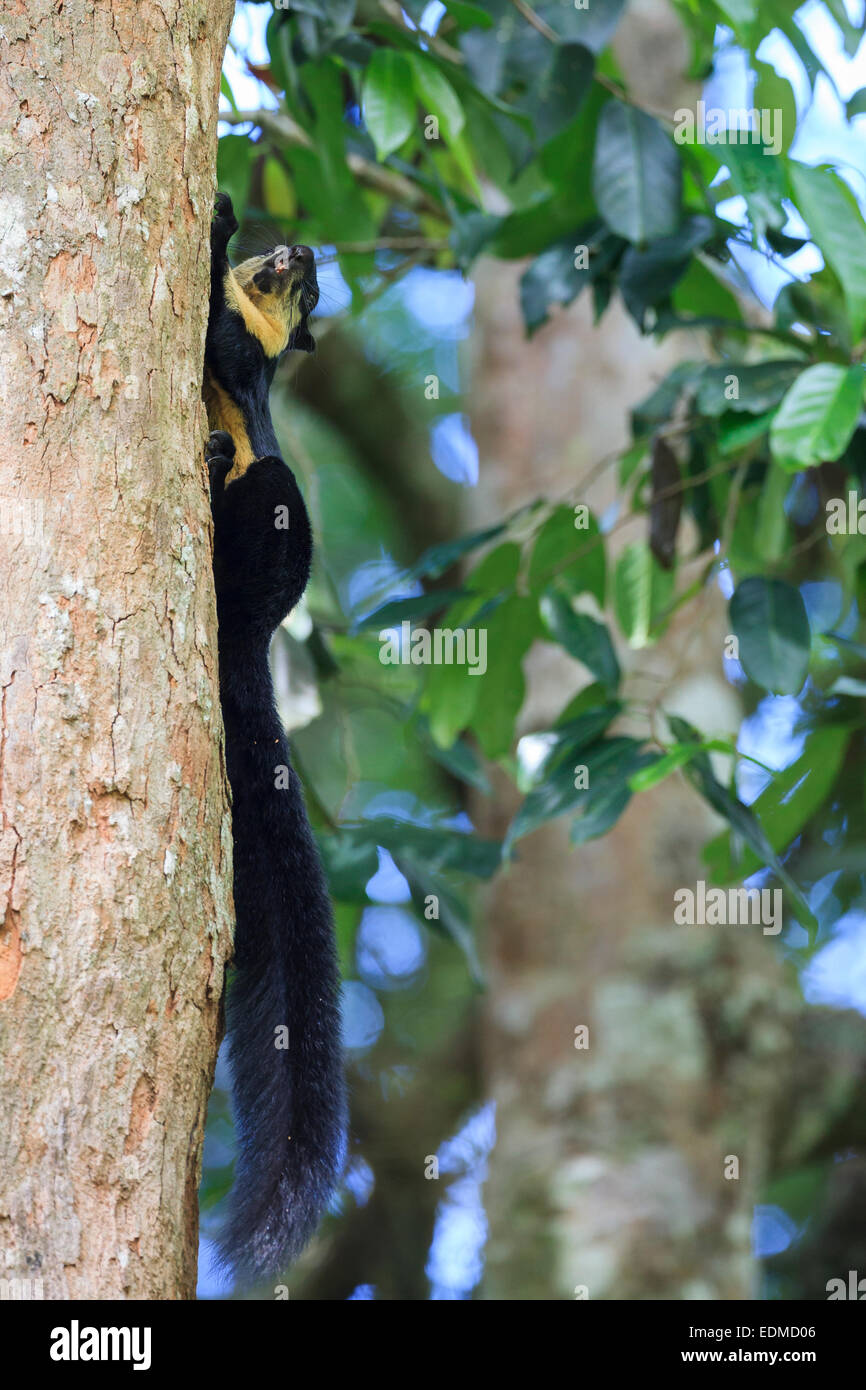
[205,194,345,1283]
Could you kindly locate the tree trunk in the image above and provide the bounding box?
[0,0,234,1299]
[470,3,866,1301]
[468,2,765,1299]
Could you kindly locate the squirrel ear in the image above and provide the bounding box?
[289,320,316,353]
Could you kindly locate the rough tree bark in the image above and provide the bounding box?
[0,0,235,1299]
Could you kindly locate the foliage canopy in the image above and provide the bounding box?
[216,0,866,965]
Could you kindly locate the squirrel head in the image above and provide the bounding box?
[230,245,319,355]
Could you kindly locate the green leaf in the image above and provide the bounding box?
[765,227,808,258]
[570,748,653,844]
[628,743,706,792]
[767,0,834,91]
[762,0,831,91]
[408,53,465,143]
[513,42,594,145]
[419,724,491,793]
[363,49,417,160]
[618,439,647,486]
[704,725,850,883]
[318,832,379,902]
[716,0,756,23]
[763,1164,828,1228]
[613,541,675,648]
[399,0,434,18]
[451,209,505,265]
[423,659,482,749]
[520,239,589,332]
[468,594,539,759]
[668,716,816,930]
[539,589,621,692]
[770,363,865,472]
[340,817,502,879]
[520,222,625,332]
[726,490,768,578]
[357,589,470,631]
[267,11,298,100]
[220,72,238,114]
[459,24,511,98]
[593,101,681,245]
[631,745,739,789]
[632,361,704,435]
[396,856,484,984]
[847,88,866,120]
[403,520,511,584]
[697,360,803,417]
[216,135,253,225]
[534,0,626,53]
[669,259,742,323]
[446,541,522,623]
[444,0,494,29]
[775,266,852,348]
[331,32,376,65]
[755,459,790,564]
[618,215,715,327]
[825,0,863,57]
[789,163,866,341]
[284,0,329,17]
[420,543,522,746]
[505,736,645,852]
[753,60,796,155]
[262,156,296,221]
[528,504,605,604]
[729,576,811,695]
[554,682,614,726]
[535,703,623,774]
[724,140,788,238]
[718,409,777,456]
[291,61,376,288]
[492,197,594,260]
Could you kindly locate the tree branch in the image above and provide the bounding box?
[377,0,466,64]
[220,108,446,218]
[328,235,449,253]
[509,0,557,42]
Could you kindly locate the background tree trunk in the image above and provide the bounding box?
[469,1,767,1299]
[470,2,866,1301]
[0,0,234,1299]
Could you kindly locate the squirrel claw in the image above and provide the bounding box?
[206,432,235,511]
[212,191,238,239]
[206,429,236,463]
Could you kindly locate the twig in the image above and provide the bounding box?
[220,108,445,218]
[377,0,466,64]
[644,453,750,717]
[509,0,557,41]
[506,4,678,127]
[556,421,691,508]
[329,235,450,253]
[592,72,676,128]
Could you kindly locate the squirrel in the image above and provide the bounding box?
[204,191,345,1283]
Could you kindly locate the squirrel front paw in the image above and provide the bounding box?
[211,192,239,260]
[206,429,235,464]
[206,430,235,518]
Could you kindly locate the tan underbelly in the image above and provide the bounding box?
[203,368,254,478]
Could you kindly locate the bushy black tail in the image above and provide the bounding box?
[216,662,346,1284]
[207,442,346,1286]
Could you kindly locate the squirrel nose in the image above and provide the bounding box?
[288,245,314,267]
